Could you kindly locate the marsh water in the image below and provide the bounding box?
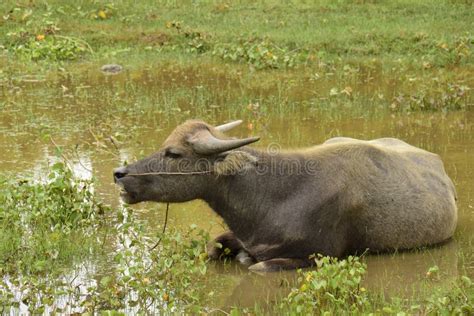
[1,64,473,309]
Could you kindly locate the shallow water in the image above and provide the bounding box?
[1,64,473,309]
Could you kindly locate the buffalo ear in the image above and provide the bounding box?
[214,151,258,176]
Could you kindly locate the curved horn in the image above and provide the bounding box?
[215,120,243,132]
[188,129,259,155]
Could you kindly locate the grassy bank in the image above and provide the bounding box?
[1,1,472,69]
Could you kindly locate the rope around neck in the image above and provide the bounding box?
[149,202,170,251]
[127,171,212,176]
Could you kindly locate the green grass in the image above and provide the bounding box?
[0,0,472,69]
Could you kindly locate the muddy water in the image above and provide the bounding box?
[1,65,473,308]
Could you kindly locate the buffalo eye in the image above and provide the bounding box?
[165,148,182,159]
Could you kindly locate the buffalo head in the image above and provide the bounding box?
[113,120,260,204]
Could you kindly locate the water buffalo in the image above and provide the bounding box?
[113,120,457,272]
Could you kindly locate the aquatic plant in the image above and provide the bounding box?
[0,161,210,314]
[81,211,210,314]
[279,255,369,314]
[229,256,474,315]
[0,162,104,274]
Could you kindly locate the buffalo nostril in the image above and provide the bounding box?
[115,172,127,179]
[114,167,128,181]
